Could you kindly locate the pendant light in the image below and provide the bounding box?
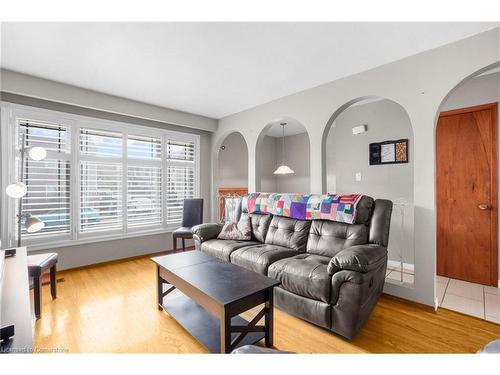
[274,122,295,175]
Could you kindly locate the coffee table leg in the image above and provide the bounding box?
[220,310,232,353]
[265,289,274,347]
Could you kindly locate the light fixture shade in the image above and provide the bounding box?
[25,214,45,233]
[28,146,47,161]
[6,182,27,198]
[273,165,295,175]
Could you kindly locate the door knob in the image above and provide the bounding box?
[478,204,489,210]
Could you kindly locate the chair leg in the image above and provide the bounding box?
[182,238,186,251]
[50,265,57,300]
[173,235,177,251]
[33,276,42,319]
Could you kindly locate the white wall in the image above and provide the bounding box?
[275,133,311,193]
[326,99,414,265]
[217,132,248,188]
[214,27,500,306]
[258,134,310,193]
[0,69,217,132]
[439,71,500,281]
[441,71,500,111]
[259,136,279,192]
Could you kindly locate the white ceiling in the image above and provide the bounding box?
[1,22,499,119]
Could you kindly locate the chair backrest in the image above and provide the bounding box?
[182,198,204,227]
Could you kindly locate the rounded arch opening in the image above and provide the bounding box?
[215,131,249,221]
[433,61,500,294]
[255,116,311,194]
[322,96,415,285]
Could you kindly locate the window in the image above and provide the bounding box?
[80,161,123,233]
[127,135,162,228]
[128,135,162,160]
[17,120,71,239]
[166,140,196,225]
[127,166,162,227]
[2,103,200,249]
[80,128,122,157]
[166,166,195,225]
[167,139,195,161]
[79,129,124,234]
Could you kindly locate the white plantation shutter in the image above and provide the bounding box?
[166,140,195,161]
[80,128,122,157]
[128,135,162,160]
[18,120,71,240]
[79,128,123,233]
[126,134,163,228]
[127,166,162,227]
[166,137,197,225]
[80,162,123,232]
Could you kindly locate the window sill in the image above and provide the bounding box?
[24,227,180,252]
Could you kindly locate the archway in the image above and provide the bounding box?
[323,97,415,286]
[215,132,249,221]
[433,62,500,319]
[255,117,310,193]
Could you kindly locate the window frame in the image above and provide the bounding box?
[0,102,200,251]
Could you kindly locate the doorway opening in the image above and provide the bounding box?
[255,117,310,193]
[435,65,500,322]
[216,132,249,221]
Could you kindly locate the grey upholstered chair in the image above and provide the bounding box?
[172,198,204,251]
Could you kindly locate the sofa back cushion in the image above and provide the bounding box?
[307,220,369,257]
[353,196,375,225]
[246,213,272,243]
[265,216,311,252]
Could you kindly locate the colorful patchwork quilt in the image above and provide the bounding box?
[244,193,364,224]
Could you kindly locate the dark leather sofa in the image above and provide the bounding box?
[192,195,392,340]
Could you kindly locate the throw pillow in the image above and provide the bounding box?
[217,214,252,241]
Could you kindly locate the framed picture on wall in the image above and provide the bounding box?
[369,139,409,165]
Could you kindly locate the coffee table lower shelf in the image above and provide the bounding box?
[161,294,266,353]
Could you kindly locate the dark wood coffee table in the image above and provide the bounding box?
[151,251,280,353]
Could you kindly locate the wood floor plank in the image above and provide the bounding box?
[33,256,500,353]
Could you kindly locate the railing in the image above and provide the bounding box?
[217,187,247,223]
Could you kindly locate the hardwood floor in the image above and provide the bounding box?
[33,255,500,353]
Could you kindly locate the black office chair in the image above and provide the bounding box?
[172,198,204,251]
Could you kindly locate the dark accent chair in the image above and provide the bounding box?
[27,252,58,319]
[192,195,392,340]
[173,198,204,251]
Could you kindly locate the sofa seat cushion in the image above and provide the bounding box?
[230,244,298,275]
[200,239,259,261]
[268,254,331,303]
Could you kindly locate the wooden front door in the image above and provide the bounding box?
[436,103,498,286]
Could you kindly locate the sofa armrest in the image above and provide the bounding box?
[191,223,223,244]
[327,244,387,275]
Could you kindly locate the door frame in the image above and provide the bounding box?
[437,102,498,287]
